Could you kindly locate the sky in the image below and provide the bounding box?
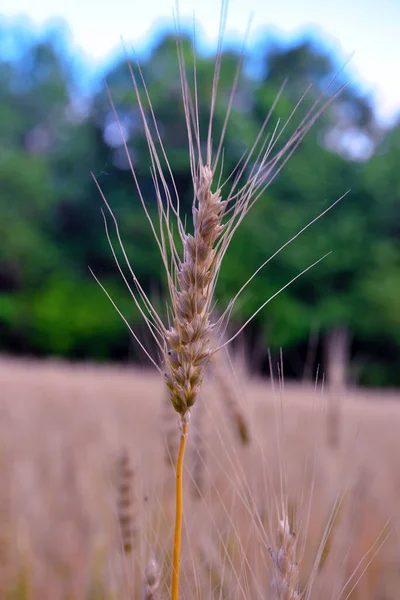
[1,0,399,125]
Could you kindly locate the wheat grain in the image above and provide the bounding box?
[143,557,161,600]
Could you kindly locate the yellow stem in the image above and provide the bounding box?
[171,420,188,600]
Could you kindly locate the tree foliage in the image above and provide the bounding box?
[0,19,399,385]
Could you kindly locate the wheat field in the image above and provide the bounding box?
[1,355,399,599]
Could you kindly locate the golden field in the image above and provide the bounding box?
[1,355,400,599]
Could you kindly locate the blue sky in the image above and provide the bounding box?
[1,0,399,125]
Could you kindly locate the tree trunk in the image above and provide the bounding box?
[302,320,320,383]
[324,326,350,449]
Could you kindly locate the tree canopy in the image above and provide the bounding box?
[0,18,399,385]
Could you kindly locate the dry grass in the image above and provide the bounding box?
[0,355,399,599]
[1,5,392,600]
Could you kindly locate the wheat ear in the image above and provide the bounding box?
[210,347,250,445]
[269,511,300,600]
[117,448,136,555]
[164,165,226,417]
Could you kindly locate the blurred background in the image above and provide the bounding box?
[1,0,400,387]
